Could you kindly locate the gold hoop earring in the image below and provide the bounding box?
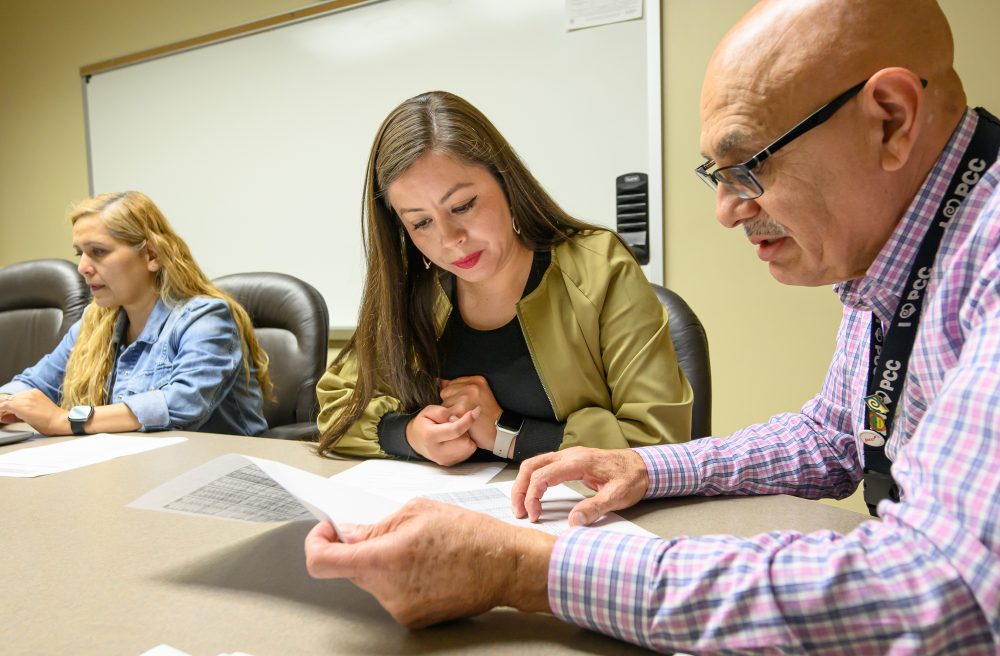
[512,217,521,235]
[423,256,432,270]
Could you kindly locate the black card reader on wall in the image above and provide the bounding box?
[615,172,649,264]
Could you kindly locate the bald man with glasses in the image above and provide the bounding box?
[304,1,1000,652]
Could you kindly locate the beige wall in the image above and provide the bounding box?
[663,0,1000,435]
[662,0,1000,513]
[2,1,998,513]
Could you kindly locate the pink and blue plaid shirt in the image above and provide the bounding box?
[548,109,1000,654]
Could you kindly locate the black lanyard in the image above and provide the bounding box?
[862,108,1000,515]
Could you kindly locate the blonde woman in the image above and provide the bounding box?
[0,191,270,436]
[317,91,693,465]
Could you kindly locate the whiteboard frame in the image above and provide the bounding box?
[645,0,663,286]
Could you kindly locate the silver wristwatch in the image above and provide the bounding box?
[68,405,94,436]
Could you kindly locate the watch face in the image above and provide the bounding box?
[68,406,93,422]
[497,411,524,432]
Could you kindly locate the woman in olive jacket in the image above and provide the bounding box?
[316,91,692,466]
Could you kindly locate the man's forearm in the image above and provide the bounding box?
[639,411,859,501]
[548,518,994,653]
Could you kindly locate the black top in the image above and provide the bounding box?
[378,250,566,461]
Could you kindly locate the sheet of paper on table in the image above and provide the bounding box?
[423,480,654,537]
[140,644,255,656]
[326,458,505,502]
[128,454,653,537]
[128,453,401,526]
[0,434,187,478]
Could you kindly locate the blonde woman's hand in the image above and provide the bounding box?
[405,404,479,466]
[439,376,502,451]
[0,392,16,423]
[0,389,69,435]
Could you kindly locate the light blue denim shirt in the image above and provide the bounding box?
[0,297,267,436]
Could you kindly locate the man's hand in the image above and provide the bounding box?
[512,447,649,527]
[304,498,555,628]
[0,389,68,435]
[405,405,479,466]
[439,376,502,451]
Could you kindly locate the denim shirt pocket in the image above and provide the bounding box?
[125,362,173,394]
[116,304,185,399]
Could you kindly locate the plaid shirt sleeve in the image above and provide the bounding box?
[549,518,992,654]
[546,156,1000,655]
[636,302,865,503]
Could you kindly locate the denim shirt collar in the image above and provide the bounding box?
[113,298,173,348]
[834,109,977,323]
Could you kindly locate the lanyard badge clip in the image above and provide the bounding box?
[860,394,888,447]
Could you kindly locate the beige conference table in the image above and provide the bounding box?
[1,430,868,655]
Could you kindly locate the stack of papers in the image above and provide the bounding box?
[130,455,653,537]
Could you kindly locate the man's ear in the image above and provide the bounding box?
[861,68,925,172]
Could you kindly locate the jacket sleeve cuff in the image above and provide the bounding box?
[635,444,702,498]
[512,418,565,461]
[377,411,425,460]
[0,381,34,395]
[121,390,171,432]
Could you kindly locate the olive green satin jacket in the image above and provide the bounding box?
[316,231,693,458]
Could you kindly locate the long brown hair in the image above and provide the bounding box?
[317,91,614,454]
[62,191,272,407]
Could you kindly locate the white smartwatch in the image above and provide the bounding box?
[493,410,523,459]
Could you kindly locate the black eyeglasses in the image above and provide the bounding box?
[695,78,928,200]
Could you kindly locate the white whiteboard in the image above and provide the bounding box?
[84,0,661,329]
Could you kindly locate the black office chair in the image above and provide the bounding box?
[651,284,712,439]
[214,272,329,440]
[0,259,91,383]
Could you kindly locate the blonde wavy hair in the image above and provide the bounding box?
[61,191,272,408]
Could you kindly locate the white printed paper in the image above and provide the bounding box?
[158,462,315,523]
[0,434,187,477]
[328,458,504,502]
[140,645,256,656]
[140,646,192,656]
[566,0,642,31]
[129,454,403,526]
[426,481,655,537]
[131,455,652,538]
